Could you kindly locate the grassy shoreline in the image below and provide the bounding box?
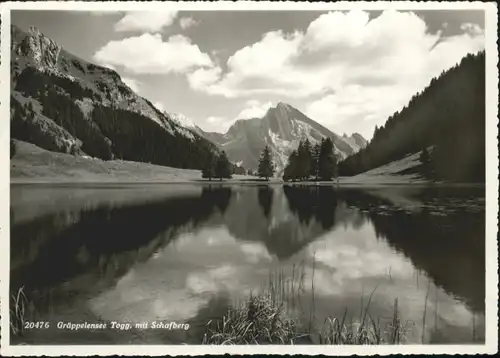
[12,140,484,187]
[10,178,484,188]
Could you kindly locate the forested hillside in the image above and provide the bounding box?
[339,51,485,183]
[10,25,218,170]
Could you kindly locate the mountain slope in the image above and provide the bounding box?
[10,26,217,170]
[197,102,366,175]
[340,51,485,183]
[342,133,368,152]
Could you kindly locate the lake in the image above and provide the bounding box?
[10,183,485,345]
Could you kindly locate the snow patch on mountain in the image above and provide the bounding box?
[168,112,197,129]
[75,98,94,118]
[293,120,315,140]
[166,112,200,140]
[268,129,295,175]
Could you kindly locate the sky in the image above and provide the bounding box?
[12,9,485,139]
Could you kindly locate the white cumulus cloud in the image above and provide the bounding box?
[97,10,484,139]
[200,100,274,133]
[93,33,214,75]
[199,116,234,133]
[189,10,483,138]
[198,10,483,100]
[305,14,484,138]
[114,11,178,33]
[187,66,223,91]
[206,116,225,124]
[235,100,273,120]
[179,17,198,30]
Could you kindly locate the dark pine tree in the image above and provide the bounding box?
[419,146,437,181]
[420,147,430,164]
[283,150,299,181]
[311,142,321,180]
[202,152,216,181]
[318,137,337,181]
[420,147,430,177]
[258,145,275,180]
[215,151,232,181]
[295,139,312,180]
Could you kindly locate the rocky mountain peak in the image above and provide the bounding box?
[268,102,297,131]
[276,101,293,110]
[17,26,61,72]
[28,25,44,37]
[274,102,296,117]
[200,102,367,175]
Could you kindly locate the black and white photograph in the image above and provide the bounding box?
[0,1,498,356]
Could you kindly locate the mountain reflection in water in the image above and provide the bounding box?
[10,184,485,344]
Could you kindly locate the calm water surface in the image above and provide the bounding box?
[10,184,485,344]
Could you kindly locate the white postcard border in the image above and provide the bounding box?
[0,1,498,356]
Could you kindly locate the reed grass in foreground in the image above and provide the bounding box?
[317,299,408,344]
[10,286,28,337]
[202,293,410,345]
[202,294,304,344]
